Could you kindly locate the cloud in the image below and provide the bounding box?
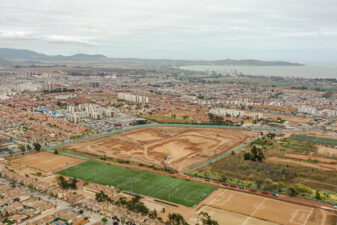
[0,30,97,47]
[0,0,336,61]
[46,35,97,46]
[0,31,37,40]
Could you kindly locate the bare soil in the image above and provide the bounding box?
[61,126,254,172]
[11,152,86,172]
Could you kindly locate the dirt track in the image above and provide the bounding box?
[61,126,255,172]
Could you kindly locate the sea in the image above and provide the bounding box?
[180,64,337,79]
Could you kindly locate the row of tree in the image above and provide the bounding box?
[95,190,218,225]
[18,142,41,152]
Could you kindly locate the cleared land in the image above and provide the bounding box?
[284,153,337,163]
[188,205,277,225]
[317,145,337,157]
[58,160,217,207]
[193,189,335,225]
[11,151,86,172]
[60,126,254,172]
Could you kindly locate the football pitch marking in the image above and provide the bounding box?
[290,208,313,225]
[241,199,266,225]
[58,160,217,207]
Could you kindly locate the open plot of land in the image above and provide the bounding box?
[60,126,254,172]
[188,206,277,225]
[267,157,337,171]
[262,113,314,124]
[284,153,337,163]
[197,189,330,225]
[11,151,86,172]
[317,145,337,157]
[58,160,217,207]
[290,134,337,147]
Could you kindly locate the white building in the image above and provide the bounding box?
[117,93,149,104]
[55,94,77,100]
[67,104,115,123]
[210,108,264,120]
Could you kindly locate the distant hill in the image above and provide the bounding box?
[0,48,107,62]
[210,59,304,66]
[0,48,304,66]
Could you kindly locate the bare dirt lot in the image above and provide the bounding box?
[267,157,337,171]
[61,126,255,172]
[317,145,337,157]
[192,189,336,225]
[284,153,337,163]
[11,152,86,172]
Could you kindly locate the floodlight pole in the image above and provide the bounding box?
[168,185,173,201]
[94,168,97,182]
[169,188,171,201]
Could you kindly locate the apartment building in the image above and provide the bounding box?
[67,104,115,123]
[210,108,264,120]
[117,93,149,104]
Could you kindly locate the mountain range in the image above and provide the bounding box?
[0,48,304,66]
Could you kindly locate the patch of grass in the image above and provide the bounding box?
[58,161,216,207]
[137,114,196,124]
[290,134,337,147]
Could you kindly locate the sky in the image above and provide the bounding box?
[0,0,337,62]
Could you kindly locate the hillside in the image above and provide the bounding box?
[0,48,304,66]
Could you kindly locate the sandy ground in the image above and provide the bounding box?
[316,145,337,157]
[193,189,334,225]
[284,153,337,163]
[188,206,277,225]
[11,152,86,172]
[267,157,337,171]
[140,187,336,225]
[62,126,254,172]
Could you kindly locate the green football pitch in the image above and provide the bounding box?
[58,160,217,207]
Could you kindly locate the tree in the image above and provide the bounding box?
[56,176,67,189]
[33,143,41,151]
[69,177,78,189]
[54,150,58,154]
[198,212,219,225]
[56,176,77,190]
[18,145,26,153]
[250,145,264,162]
[101,217,108,223]
[244,152,251,160]
[96,191,111,202]
[168,213,188,225]
[148,209,158,219]
[26,145,32,151]
[315,190,321,200]
[288,187,297,196]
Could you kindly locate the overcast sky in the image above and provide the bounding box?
[1,0,336,62]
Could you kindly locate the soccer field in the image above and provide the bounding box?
[58,161,217,207]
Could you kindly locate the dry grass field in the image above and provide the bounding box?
[189,189,336,225]
[11,152,86,172]
[61,126,254,172]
